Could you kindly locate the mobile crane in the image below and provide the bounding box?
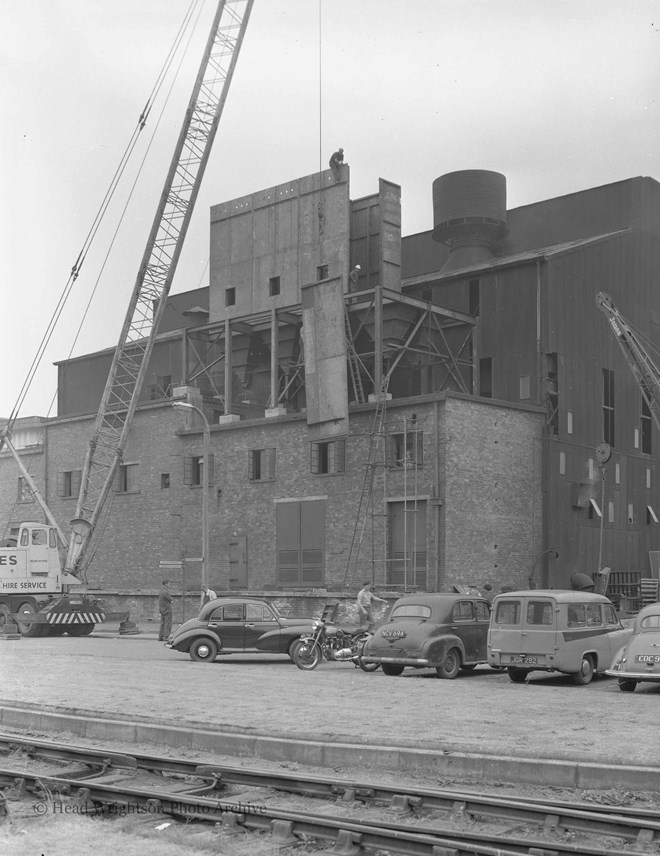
[596,291,660,430]
[0,0,253,636]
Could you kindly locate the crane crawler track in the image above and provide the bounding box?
[0,734,658,855]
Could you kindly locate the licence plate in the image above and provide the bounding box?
[636,654,660,663]
[509,655,537,665]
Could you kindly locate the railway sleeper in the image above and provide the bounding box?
[317,828,363,855]
[270,818,298,846]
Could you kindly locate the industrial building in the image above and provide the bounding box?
[2,164,660,599]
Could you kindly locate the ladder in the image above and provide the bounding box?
[341,378,390,591]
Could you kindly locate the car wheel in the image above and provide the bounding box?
[189,638,218,662]
[66,624,94,637]
[507,667,528,683]
[288,639,303,661]
[459,664,477,672]
[618,679,637,693]
[572,655,594,686]
[436,647,461,679]
[293,640,322,670]
[0,604,12,632]
[352,632,380,672]
[16,602,48,637]
[381,663,405,676]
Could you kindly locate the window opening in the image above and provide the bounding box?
[603,368,615,447]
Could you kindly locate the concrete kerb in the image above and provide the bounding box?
[1,701,659,792]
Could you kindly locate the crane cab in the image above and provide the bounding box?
[0,522,62,596]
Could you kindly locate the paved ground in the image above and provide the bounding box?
[0,631,658,768]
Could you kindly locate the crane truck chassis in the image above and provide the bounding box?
[0,522,131,637]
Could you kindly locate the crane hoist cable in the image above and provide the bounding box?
[5,0,203,432]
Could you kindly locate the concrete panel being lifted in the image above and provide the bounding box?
[302,276,348,437]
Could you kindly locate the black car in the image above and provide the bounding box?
[166,597,314,662]
[361,593,491,678]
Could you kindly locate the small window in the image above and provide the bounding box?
[388,432,423,468]
[20,529,29,547]
[588,498,602,519]
[608,500,615,523]
[317,264,329,280]
[603,368,615,447]
[519,375,530,400]
[221,604,243,621]
[225,287,236,306]
[634,428,640,449]
[526,601,554,626]
[310,438,345,475]
[615,462,621,484]
[246,602,274,621]
[184,454,215,487]
[249,448,276,481]
[567,605,586,627]
[628,503,634,525]
[31,529,47,546]
[475,601,490,621]
[269,276,281,297]
[567,411,573,435]
[49,529,57,548]
[149,375,172,401]
[559,452,566,475]
[451,601,475,622]
[161,473,170,489]
[17,477,32,503]
[647,468,652,490]
[479,357,492,398]
[117,463,139,493]
[641,386,652,455]
[647,506,659,524]
[603,604,618,626]
[57,469,81,499]
[586,604,602,627]
[495,601,520,625]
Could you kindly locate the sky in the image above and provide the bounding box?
[1,0,658,418]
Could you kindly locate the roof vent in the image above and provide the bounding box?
[432,170,508,273]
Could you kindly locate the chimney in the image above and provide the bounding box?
[432,170,508,273]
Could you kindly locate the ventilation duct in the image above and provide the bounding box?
[432,170,508,273]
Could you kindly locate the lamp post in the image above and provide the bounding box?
[173,402,210,589]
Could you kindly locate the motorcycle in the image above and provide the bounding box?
[292,613,380,672]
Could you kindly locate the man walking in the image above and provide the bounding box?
[158,579,173,641]
[357,581,387,631]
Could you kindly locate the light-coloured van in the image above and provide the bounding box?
[487,590,632,685]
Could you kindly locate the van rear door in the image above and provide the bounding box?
[489,597,525,658]
[518,598,557,667]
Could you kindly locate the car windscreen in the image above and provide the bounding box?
[390,604,432,620]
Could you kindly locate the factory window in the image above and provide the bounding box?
[559,452,566,475]
[634,428,640,449]
[628,503,634,525]
[469,279,480,316]
[647,506,659,524]
[588,498,602,520]
[161,473,170,489]
[149,375,172,400]
[269,276,281,297]
[641,387,652,455]
[608,501,615,523]
[183,455,215,487]
[519,375,530,400]
[225,287,236,306]
[546,353,558,435]
[567,411,573,435]
[317,264,329,281]
[647,468,652,489]
[17,477,32,503]
[57,469,81,499]
[117,463,139,494]
[479,357,492,398]
[310,438,345,475]
[276,499,325,586]
[249,448,276,481]
[388,431,423,467]
[603,368,615,447]
[615,462,621,484]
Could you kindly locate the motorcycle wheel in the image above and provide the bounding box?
[293,640,322,670]
[352,632,380,672]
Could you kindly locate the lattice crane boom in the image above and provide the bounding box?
[596,291,660,433]
[66,0,253,578]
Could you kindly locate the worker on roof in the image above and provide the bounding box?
[329,147,344,179]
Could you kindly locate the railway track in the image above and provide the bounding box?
[1,733,658,855]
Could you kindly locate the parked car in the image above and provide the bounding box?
[166,598,314,662]
[606,602,660,692]
[360,593,491,678]
[488,590,632,685]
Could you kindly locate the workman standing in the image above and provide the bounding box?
[158,579,173,641]
[356,581,387,631]
[329,147,344,179]
[200,584,217,608]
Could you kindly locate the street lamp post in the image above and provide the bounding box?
[173,402,210,589]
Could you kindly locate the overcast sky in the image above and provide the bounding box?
[1,0,658,418]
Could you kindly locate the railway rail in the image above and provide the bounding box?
[1,733,658,855]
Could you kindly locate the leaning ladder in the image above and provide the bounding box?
[341,378,390,591]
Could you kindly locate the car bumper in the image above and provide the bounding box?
[361,655,430,667]
[605,669,660,681]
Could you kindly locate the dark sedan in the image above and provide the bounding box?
[360,593,491,678]
[166,598,314,663]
